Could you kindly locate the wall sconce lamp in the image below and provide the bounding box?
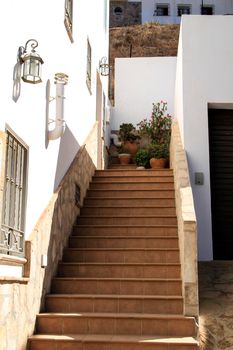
[45,73,68,146]
[12,39,44,102]
[99,56,111,76]
[18,39,44,84]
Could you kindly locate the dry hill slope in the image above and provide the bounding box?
[109,23,180,101]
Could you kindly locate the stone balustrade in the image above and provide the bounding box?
[170,120,199,318]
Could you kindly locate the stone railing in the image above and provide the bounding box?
[170,120,199,318]
[0,123,98,350]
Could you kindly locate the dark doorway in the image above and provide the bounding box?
[209,109,233,259]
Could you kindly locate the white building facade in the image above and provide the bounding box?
[142,0,233,24]
[0,0,109,275]
[112,15,233,261]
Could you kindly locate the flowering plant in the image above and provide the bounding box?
[137,101,172,145]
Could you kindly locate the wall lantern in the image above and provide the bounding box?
[18,39,44,84]
[12,39,44,102]
[99,56,110,76]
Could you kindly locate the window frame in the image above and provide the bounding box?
[86,39,92,94]
[155,3,169,16]
[0,127,28,258]
[201,5,214,15]
[177,4,191,16]
[64,0,74,43]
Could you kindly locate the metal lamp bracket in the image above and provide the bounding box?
[45,74,68,147]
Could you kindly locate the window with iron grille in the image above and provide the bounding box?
[155,4,169,16]
[0,130,28,257]
[86,39,92,93]
[201,5,213,15]
[64,0,74,43]
[178,5,191,16]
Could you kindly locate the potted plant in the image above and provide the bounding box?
[118,146,131,165]
[147,143,169,168]
[135,148,150,169]
[137,101,172,167]
[137,101,172,145]
[119,123,140,156]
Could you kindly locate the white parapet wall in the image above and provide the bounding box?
[112,57,177,130]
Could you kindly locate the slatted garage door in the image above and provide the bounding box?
[209,109,233,260]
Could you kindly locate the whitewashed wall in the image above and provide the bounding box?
[0,0,109,238]
[175,15,233,260]
[112,57,176,130]
[142,0,233,24]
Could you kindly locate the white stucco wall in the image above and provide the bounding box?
[112,57,176,130]
[142,0,233,24]
[0,0,109,238]
[175,15,233,261]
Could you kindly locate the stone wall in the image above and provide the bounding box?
[0,124,97,350]
[170,120,199,318]
[110,1,141,28]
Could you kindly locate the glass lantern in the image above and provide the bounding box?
[21,51,44,84]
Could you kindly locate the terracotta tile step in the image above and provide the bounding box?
[81,206,176,216]
[35,312,197,337]
[62,248,180,263]
[84,197,176,207]
[92,175,174,183]
[86,189,175,198]
[45,294,183,314]
[73,225,178,237]
[57,262,181,278]
[51,277,182,296]
[76,216,177,225]
[108,164,138,169]
[69,236,179,249]
[95,169,174,177]
[89,182,174,190]
[28,334,199,350]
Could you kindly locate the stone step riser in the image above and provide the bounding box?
[108,164,137,169]
[76,217,177,225]
[89,183,174,190]
[62,249,180,263]
[86,190,175,198]
[28,339,198,350]
[94,170,173,177]
[36,315,196,337]
[81,207,176,216]
[45,296,183,314]
[69,237,178,249]
[72,226,178,237]
[84,198,175,207]
[57,264,181,278]
[51,279,182,296]
[92,176,174,183]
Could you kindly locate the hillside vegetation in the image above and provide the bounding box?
[109,22,180,101]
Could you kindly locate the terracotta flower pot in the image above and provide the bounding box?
[149,158,166,169]
[123,141,139,156]
[118,153,131,165]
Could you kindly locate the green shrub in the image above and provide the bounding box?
[147,143,169,159]
[119,123,140,142]
[135,148,150,167]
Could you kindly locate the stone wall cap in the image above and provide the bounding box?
[0,276,29,284]
[0,253,27,266]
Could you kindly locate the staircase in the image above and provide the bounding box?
[28,167,199,350]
